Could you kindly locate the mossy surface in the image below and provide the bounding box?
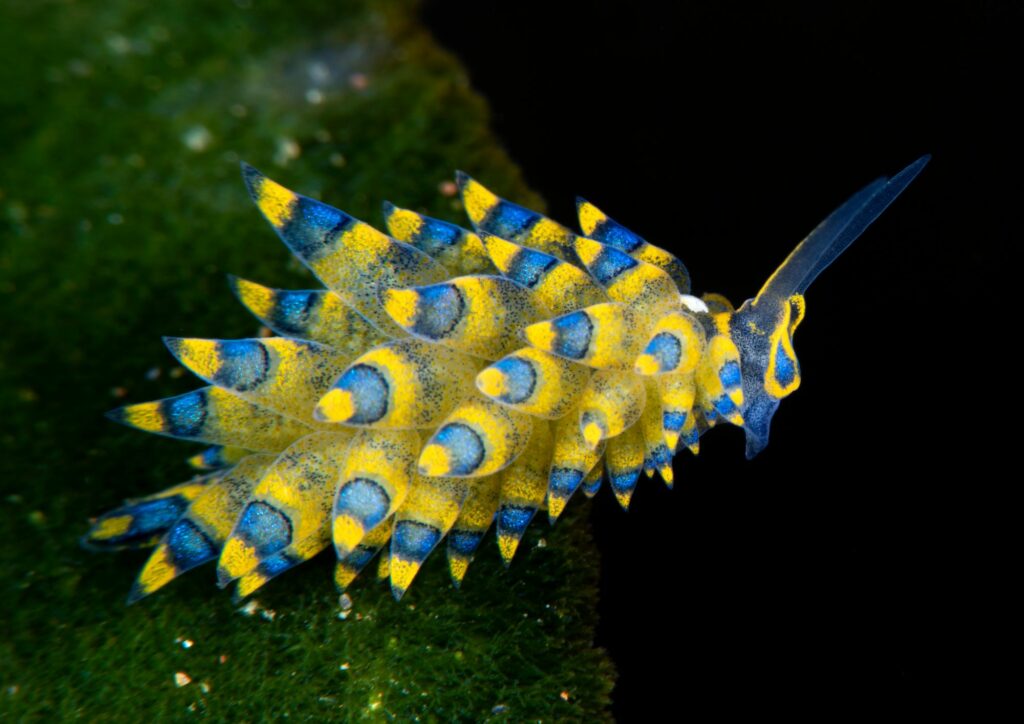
[0,1,613,719]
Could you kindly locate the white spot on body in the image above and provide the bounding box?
[679,294,709,313]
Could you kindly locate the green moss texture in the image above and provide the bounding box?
[0,0,613,719]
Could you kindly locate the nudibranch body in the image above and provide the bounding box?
[84,156,929,603]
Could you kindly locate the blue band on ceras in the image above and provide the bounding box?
[165,518,218,570]
[246,550,301,587]
[469,185,539,241]
[504,245,559,289]
[164,389,209,437]
[718,360,742,388]
[548,311,594,360]
[705,359,743,420]
[341,542,380,573]
[105,389,210,438]
[189,446,232,470]
[642,332,683,373]
[390,520,443,599]
[382,202,462,256]
[215,499,293,587]
[407,283,465,340]
[495,505,536,563]
[608,461,642,507]
[484,356,537,406]
[232,501,292,558]
[166,338,271,393]
[446,524,488,585]
[232,548,303,603]
[577,199,638,253]
[662,410,690,451]
[334,478,391,534]
[582,208,644,252]
[260,288,320,337]
[579,199,691,293]
[124,517,219,604]
[428,423,485,476]
[242,164,356,261]
[82,495,193,551]
[547,467,585,521]
[336,528,392,593]
[584,243,638,286]
[393,520,442,561]
[321,364,390,424]
[643,440,673,480]
[712,394,737,417]
[581,465,604,497]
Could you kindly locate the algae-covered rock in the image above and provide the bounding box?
[0,0,613,718]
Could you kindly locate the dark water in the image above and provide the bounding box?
[425,0,1013,714]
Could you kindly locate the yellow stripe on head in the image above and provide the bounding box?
[788,294,806,334]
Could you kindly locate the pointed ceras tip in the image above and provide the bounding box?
[125,582,146,606]
[215,565,234,589]
[239,161,265,196]
[448,556,469,587]
[104,407,126,424]
[230,581,253,605]
[161,336,185,356]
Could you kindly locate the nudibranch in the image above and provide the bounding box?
[84,156,929,603]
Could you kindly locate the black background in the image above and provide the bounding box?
[424,0,1013,717]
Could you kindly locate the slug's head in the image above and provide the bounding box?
[727,154,930,458]
[729,292,805,459]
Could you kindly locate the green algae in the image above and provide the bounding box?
[0,1,613,719]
